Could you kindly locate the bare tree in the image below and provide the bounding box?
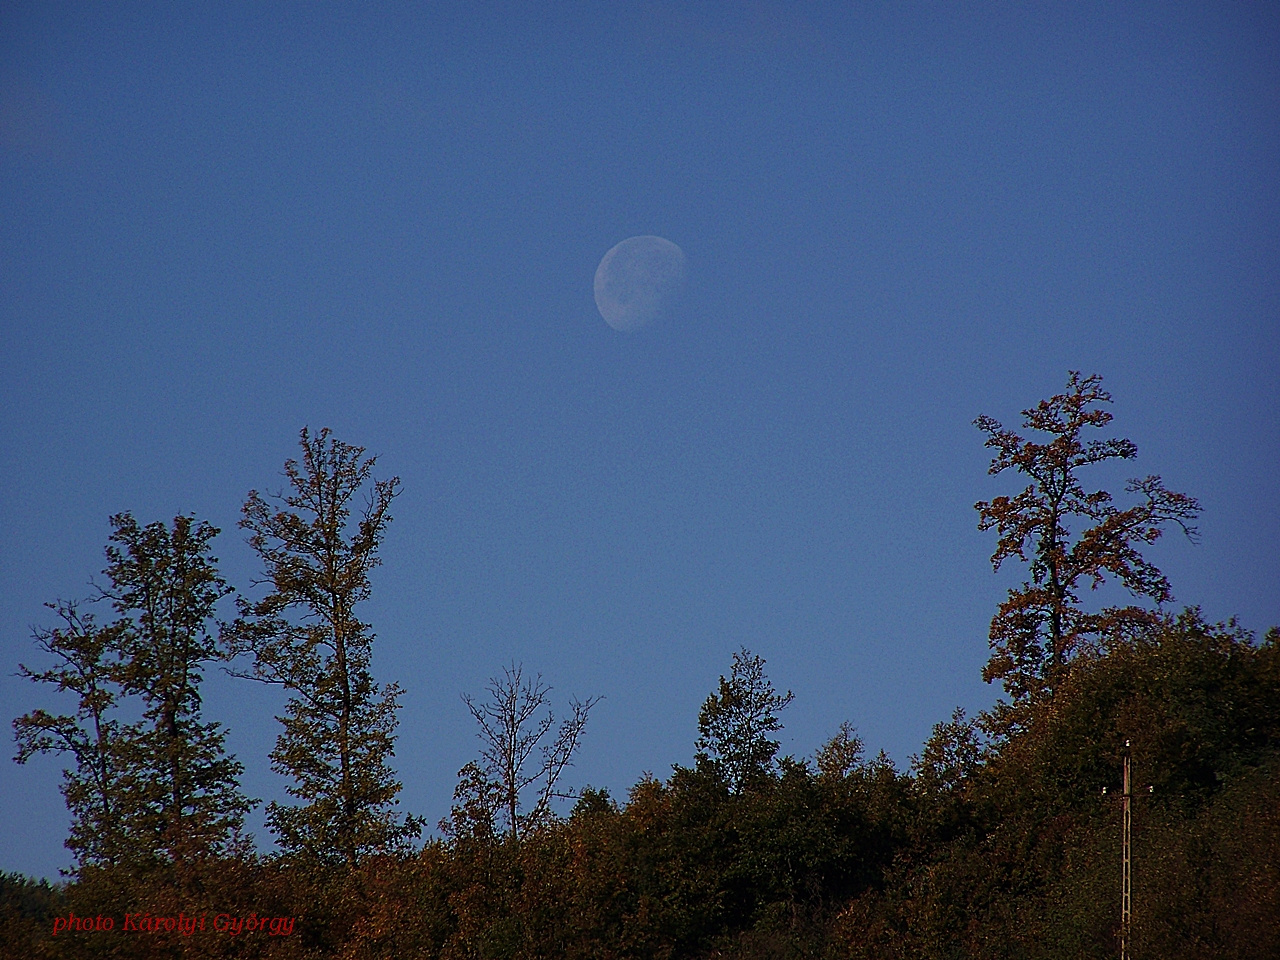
[457,664,599,842]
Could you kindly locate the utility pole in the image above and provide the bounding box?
[1121,738,1131,960]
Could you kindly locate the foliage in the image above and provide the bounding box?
[14,514,248,871]
[12,611,1277,959]
[101,514,250,863]
[14,602,133,870]
[10,402,1277,958]
[234,427,420,865]
[974,371,1201,705]
[0,871,63,960]
[845,612,1280,960]
[696,648,795,794]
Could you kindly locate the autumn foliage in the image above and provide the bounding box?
[8,381,1277,959]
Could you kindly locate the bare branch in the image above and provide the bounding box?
[457,664,599,841]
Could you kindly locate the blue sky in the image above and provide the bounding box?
[2,1,1277,880]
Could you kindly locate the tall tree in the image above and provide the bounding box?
[696,648,793,793]
[102,513,249,862]
[973,372,1201,704]
[235,427,420,865]
[13,514,248,869]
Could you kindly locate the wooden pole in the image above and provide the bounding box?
[1121,739,1131,960]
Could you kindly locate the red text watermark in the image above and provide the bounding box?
[51,910,296,937]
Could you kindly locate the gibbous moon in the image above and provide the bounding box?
[593,236,687,332]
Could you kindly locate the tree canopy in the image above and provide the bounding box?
[8,398,1276,960]
[695,648,795,794]
[234,427,421,865]
[974,371,1200,706]
[13,514,249,872]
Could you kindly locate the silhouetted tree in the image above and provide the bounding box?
[974,372,1200,704]
[696,648,793,793]
[913,709,982,799]
[816,721,866,781]
[14,515,248,870]
[234,427,421,865]
[453,663,599,842]
[13,602,133,869]
[102,514,249,863]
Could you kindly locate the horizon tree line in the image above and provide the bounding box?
[12,371,1213,880]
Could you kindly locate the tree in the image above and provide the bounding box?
[973,372,1201,704]
[102,514,250,862]
[912,708,981,799]
[816,721,866,781]
[234,427,421,865]
[13,602,133,869]
[13,514,249,869]
[695,648,793,793]
[451,663,599,842]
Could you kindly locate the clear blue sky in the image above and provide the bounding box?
[3,2,1277,880]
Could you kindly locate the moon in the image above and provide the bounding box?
[593,236,687,332]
